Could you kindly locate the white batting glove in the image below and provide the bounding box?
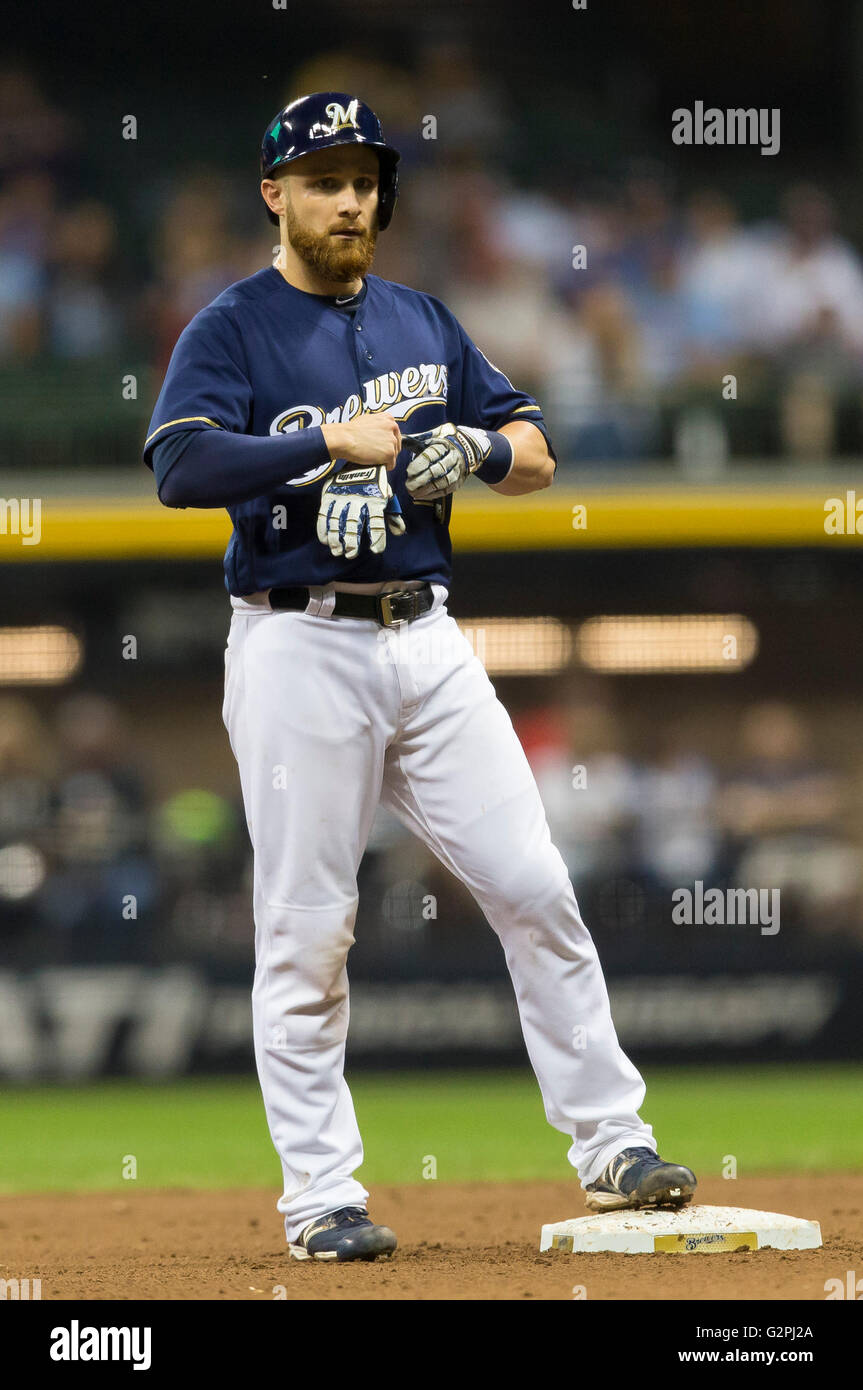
[402,423,494,501]
[316,464,406,559]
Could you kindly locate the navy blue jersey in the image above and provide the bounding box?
[144,267,555,596]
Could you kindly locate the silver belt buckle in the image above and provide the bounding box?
[378,590,414,627]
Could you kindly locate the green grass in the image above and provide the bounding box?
[0,1065,861,1195]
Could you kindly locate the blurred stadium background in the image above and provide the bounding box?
[1,0,862,1183]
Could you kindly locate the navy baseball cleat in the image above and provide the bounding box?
[289,1207,397,1262]
[584,1148,697,1212]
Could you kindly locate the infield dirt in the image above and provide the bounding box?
[2,1175,860,1300]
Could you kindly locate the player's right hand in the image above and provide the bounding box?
[321,413,401,470]
[316,463,406,559]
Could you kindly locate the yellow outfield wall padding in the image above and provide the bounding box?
[1,488,860,560]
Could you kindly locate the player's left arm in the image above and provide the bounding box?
[403,313,559,501]
[492,420,556,495]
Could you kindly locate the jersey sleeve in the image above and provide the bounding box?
[143,306,253,468]
[455,322,558,464]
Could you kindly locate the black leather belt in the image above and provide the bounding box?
[268,583,435,627]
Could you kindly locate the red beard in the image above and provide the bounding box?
[285,205,378,283]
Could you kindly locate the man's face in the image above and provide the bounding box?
[271,146,380,283]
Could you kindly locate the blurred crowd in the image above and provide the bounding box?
[0,692,251,965]
[4,52,863,463]
[517,692,863,944]
[2,686,862,969]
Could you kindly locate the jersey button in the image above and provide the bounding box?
[365,351,373,360]
[356,325,363,332]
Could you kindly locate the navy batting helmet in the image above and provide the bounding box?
[260,92,400,230]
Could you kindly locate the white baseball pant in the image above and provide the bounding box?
[222,583,655,1243]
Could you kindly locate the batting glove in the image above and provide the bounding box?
[402,423,504,501]
[316,464,406,559]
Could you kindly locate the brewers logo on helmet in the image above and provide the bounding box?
[260,91,400,230]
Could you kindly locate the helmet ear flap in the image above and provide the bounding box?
[376,150,399,231]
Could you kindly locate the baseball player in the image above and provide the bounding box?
[144,93,696,1263]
